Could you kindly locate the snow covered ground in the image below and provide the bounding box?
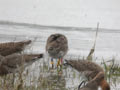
[0,22,120,90]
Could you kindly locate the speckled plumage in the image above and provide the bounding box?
[66,60,110,90]
[65,60,104,79]
[79,72,104,90]
[46,33,68,59]
[0,40,31,56]
[0,53,43,76]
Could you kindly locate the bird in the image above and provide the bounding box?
[79,72,110,90]
[0,53,43,76]
[46,33,68,69]
[65,59,110,90]
[0,40,32,56]
[65,59,104,80]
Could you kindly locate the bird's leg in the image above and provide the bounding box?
[51,58,54,69]
[60,58,63,71]
[57,58,61,68]
[57,58,61,73]
[60,58,63,65]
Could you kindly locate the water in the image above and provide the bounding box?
[0,22,120,90]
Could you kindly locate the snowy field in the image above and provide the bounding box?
[0,21,120,60]
[0,22,120,90]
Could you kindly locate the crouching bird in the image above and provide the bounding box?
[0,40,32,56]
[0,53,43,76]
[46,33,68,70]
[65,60,110,90]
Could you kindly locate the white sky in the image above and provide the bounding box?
[0,0,120,29]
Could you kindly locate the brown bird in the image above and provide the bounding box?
[65,60,103,79]
[79,72,110,90]
[65,60,110,90]
[46,33,68,69]
[0,53,43,76]
[0,40,32,56]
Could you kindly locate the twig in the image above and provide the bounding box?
[87,22,99,61]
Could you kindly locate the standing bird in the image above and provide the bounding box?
[0,53,43,76]
[0,40,32,56]
[46,33,68,69]
[65,60,110,90]
[79,72,110,90]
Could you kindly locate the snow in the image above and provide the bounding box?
[0,0,120,29]
[0,22,120,90]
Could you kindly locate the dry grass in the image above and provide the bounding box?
[0,54,119,90]
[0,35,120,90]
